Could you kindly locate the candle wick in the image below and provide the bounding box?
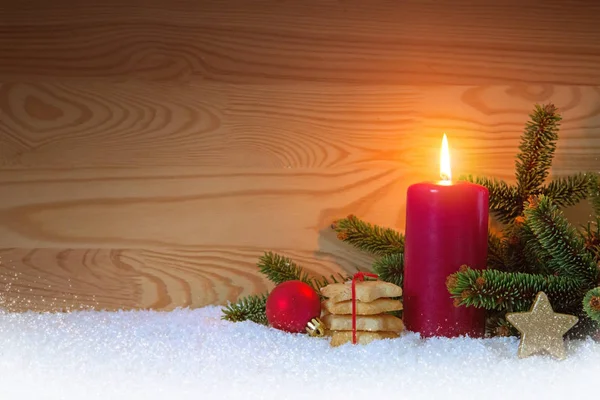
[440,172,451,181]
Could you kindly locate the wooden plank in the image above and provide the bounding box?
[0,0,599,84]
[0,247,370,312]
[1,81,599,172]
[0,166,408,250]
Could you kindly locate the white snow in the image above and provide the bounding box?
[0,306,598,400]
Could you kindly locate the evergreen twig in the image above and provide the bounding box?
[257,252,312,286]
[460,175,521,224]
[524,196,598,284]
[460,105,589,226]
[258,251,351,294]
[332,215,404,256]
[542,173,591,209]
[519,220,553,274]
[486,312,517,337]
[372,253,404,288]
[515,103,561,197]
[446,266,582,313]
[487,231,507,270]
[582,218,600,262]
[501,221,532,273]
[221,293,269,324]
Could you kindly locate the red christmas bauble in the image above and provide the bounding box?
[265,280,321,333]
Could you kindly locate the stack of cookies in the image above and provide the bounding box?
[320,280,404,346]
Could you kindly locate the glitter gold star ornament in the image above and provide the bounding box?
[506,292,578,360]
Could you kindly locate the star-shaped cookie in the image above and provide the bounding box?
[506,292,578,360]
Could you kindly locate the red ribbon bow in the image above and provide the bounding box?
[351,271,379,344]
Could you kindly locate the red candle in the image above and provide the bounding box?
[403,134,489,338]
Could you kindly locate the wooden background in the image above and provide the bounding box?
[1,0,599,312]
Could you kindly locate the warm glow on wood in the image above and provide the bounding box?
[440,133,451,182]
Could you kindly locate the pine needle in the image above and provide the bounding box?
[221,293,269,325]
[515,103,561,195]
[542,173,591,208]
[447,266,581,313]
[372,253,404,287]
[460,175,521,224]
[332,215,404,256]
[487,231,507,270]
[582,218,600,262]
[257,252,312,286]
[257,251,350,294]
[524,195,598,284]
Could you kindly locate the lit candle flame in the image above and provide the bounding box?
[440,133,451,182]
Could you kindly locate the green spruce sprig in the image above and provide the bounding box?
[515,104,561,195]
[372,253,404,288]
[486,230,508,270]
[525,196,597,284]
[582,219,600,262]
[258,251,348,293]
[257,252,313,286]
[221,293,269,325]
[332,215,404,256]
[542,173,592,209]
[446,266,581,312]
[461,104,592,224]
[462,176,521,224]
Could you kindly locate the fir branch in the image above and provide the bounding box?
[518,219,553,274]
[487,231,507,270]
[583,287,600,324]
[542,173,590,208]
[257,251,350,294]
[485,313,517,337]
[332,215,404,256]
[221,293,268,325]
[501,221,534,273]
[515,103,561,196]
[582,218,600,263]
[372,253,404,287]
[258,252,312,285]
[460,175,521,224]
[446,266,582,313]
[524,196,598,284]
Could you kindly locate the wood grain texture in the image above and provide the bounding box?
[1,0,600,312]
[0,166,410,249]
[1,0,600,84]
[1,82,599,173]
[0,247,370,312]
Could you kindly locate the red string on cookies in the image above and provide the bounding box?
[351,272,379,344]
